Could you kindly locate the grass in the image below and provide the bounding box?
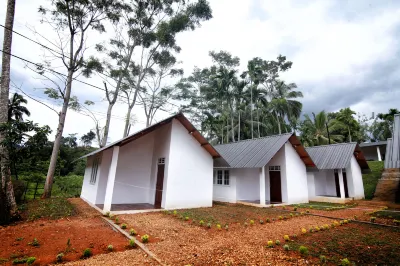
[362,161,384,199]
[21,198,75,221]
[290,223,400,265]
[293,202,356,210]
[372,210,400,220]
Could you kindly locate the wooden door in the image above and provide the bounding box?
[334,172,341,197]
[343,172,349,198]
[269,171,282,203]
[154,164,165,208]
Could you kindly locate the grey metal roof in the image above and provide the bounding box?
[359,141,387,147]
[305,143,357,169]
[384,114,400,168]
[213,133,293,168]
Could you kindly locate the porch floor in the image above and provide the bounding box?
[96,203,160,211]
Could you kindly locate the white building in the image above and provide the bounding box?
[212,133,316,205]
[359,141,387,161]
[80,113,220,214]
[306,143,370,203]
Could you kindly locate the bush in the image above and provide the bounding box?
[107,245,113,251]
[299,246,308,256]
[259,219,264,224]
[301,228,307,234]
[250,220,254,225]
[283,244,290,251]
[290,213,294,218]
[56,253,64,262]
[199,220,204,226]
[283,235,290,241]
[115,217,119,224]
[278,216,283,220]
[141,234,149,243]
[343,220,349,224]
[315,226,320,231]
[320,255,327,264]
[370,217,376,223]
[129,239,136,248]
[266,218,270,223]
[130,229,137,236]
[83,248,92,258]
[185,216,189,221]
[216,224,221,230]
[26,257,36,265]
[29,238,39,247]
[121,223,127,229]
[12,180,26,204]
[267,240,274,248]
[275,240,280,245]
[293,207,297,211]
[340,258,351,266]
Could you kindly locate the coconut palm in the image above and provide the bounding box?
[8,93,30,121]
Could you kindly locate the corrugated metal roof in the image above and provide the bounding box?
[305,143,357,169]
[214,133,293,168]
[359,141,387,147]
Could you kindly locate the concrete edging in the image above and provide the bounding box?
[101,217,164,265]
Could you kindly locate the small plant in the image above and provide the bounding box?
[12,258,28,264]
[270,204,274,208]
[309,206,313,209]
[179,215,184,220]
[308,228,314,233]
[129,238,136,248]
[339,220,344,225]
[354,215,357,220]
[56,253,64,262]
[185,216,189,221]
[272,218,276,222]
[283,235,290,241]
[173,210,177,215]
[250,220,254,225]
[266,218,270,223]
[283,215,288,220]
[199,220,204,226]
[216,224,221,230]
[141,234,149,243]
[83,248,92,258]
[282,206,286,210]
[299,246,308,256]
[15,237,23,241]
[109,214,114,220]
[283,244,290,251]
[115,217,119,224]
[343,220,349,224]
[259,219,264,224]
[320,255,327,264]
[370,217,376,223]
[267,240,274,248]
[26,257,36,265]
[315,226,320,231]
[29,238,40,247]
[225,224,229,230]
[104,211,110,217]
[340,258,351,266]
[301,228,307,234]
[66,238,71,252]
[121,223,127,229]
[207,222,212,229]
[334,221,339,227]
[107,245,113,251]
[275,240,281,245]
[292,234,297,239]
[293,207,297,211]
[394,219,400,226]
[278,216,283,220]
[290,213,294,218]
[129,228,137,236]
[306,210,310,213]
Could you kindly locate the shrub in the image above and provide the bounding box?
[278,216,283,220]
[293,207,297,211]
[26,257,36,265]
[290,213,294,218]
[267,240,274,248]
[173,210,177,215]
[109,214,114,220]
[301,228,307,234]
[199,220,204,226]
[370,217,376,223]
[266,218,270,223]
[299,246,308,256]
[259,219,264,224]
[250,220,254,225]
[141,234,149,243]
[283,235,290,241]
[12,258,28,264]
[107,245,113,251]
[121,223,127,229]
[309,206,313,209]
[129,239,136,248]
[283,244,290,251]
[29,238,40,247]
[207,222,212,229]
[56,253,64,262]
[129,229,137,236]
[340,258,351,266]
[275,240,280,245]
[320,255,327,264]
[83,248,92,258]
[115,217,119,224]
[216,224,221,230]
[185,216,189,221]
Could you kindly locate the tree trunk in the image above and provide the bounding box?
[250,83,254,139]
[122,84,141,137]
[100,102,114,147]
[348,126,352,142]
[42,69,74,198]
[0,0,18,225]
[257,105,260,138]
[238,110,241,141]
[275,111,282,135]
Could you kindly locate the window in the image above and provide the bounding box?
[90,155,101,185]
[224,170,230,185]
[217,170,223,185]
[158,157,165,165]
[269,165,281,171]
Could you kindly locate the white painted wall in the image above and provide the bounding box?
[266,145,287,202]
[349,155,365,199]
[81,156,97,204]
[307,172,315,198]
[111,131,155,204]
[284,143,309,204]
[235,168,260,201]
[325,170,337,196]
[213,170,237,203]
[165,119,214,209]
[95,148,112,204]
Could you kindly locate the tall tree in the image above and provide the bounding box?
[8,93,30,121]
[40,0,120,198]
[80,130,96,147]
[329,108,360,143]
[0,0,18,225]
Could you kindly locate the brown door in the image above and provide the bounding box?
[343,172,349,198]
[269,171,282,203]
[154,164,165,208]
[334,172,341,197]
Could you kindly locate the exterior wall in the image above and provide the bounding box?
[284,143,309,204]
[266,145,287,202]
[361,145,385,161]
[313,170,336,196]
[95,148,113,204]
[81,156,97,204]
[165,119,213,209]
[349,155,365,199]
[307,172,315,198]
[213,170,237,202]
[111,131,155,204]
[235,168,260,201]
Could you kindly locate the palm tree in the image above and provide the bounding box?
[8,93,30,121]
[300,111,343,146]
[330,108,358,142]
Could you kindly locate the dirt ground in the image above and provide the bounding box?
[0,198,152,266]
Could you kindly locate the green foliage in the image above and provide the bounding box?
[363,161,384,199]
[185,216,189,221]
[299,246,308,256]
[129,239,136,248]
[284,235,290,241]
[129,229,137,236]
[29,238,39,247]
[199,220,204,226]
[83,248,92,258]
[249,220,254,225]
[320,255,327,264]
[26,257,36,265]
[25,198,74,221]
[370,217,376,223]
[266,218,270,223]
[340,258,351,266]
[275,240,281,245]
[216,224,221,230]
[121,223,127,229]
[56,253,64,262]
[141,234,149,243]
[267,240,274,248]
[115,217,119,224]
[207,222,212,229]
[107,245,113,251]
[259,219,264,224]
[283,244,290,251]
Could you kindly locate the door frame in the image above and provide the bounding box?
[154,157,166,208]
[269,166,282,203]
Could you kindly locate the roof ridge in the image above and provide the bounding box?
[214,132,293,147]
[305,142,357,149]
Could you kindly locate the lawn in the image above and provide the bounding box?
[293,201,357,211]
[362,161,384,199]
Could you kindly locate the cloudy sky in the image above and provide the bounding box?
[1,0,399,145]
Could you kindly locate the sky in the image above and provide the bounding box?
[1,0,400,146]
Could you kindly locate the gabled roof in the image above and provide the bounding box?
[81,112,221,159]
[359,141,387,147]
[305,143,369,171]
[214,133,315,168]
